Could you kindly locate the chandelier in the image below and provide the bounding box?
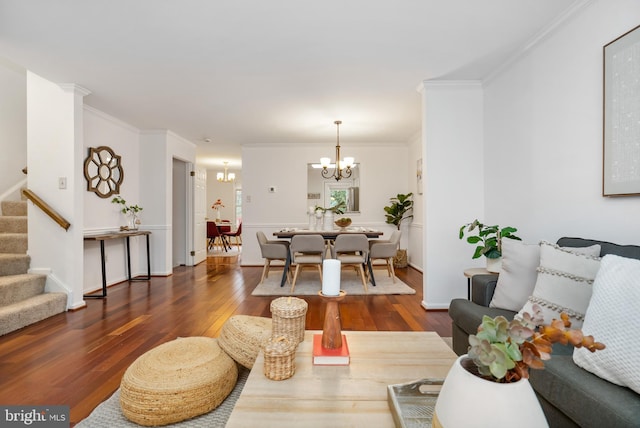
[217,162,235,183]
[320,120,354,181]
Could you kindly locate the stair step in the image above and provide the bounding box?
[0,234,27,254]
[0,292,67,336]
[0,217,27,234]
[1,201,27,216]
[0,254,30,276]
[0,274,47,306]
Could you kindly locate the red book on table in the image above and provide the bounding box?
[312,334,350,365]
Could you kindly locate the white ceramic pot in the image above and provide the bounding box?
[433,355,548,428]
[323,211,334,230]
[486,256,502,273]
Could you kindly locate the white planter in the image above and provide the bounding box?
[486,256,501,273]
[433,355,548,428]
[323,212,334,230]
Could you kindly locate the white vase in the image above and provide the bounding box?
[127,213,139,230]
[486,256,502,273]
[216,210,221,221]
[433,355,548,428]
[323,211,334,230]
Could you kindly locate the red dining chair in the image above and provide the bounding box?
[207,221,229,252]
[223,221,242,250]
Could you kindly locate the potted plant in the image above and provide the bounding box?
[458,219,520,272]
[112,196,143,230]
[433,306,605,427]
[383,193,413,268]
[315,200,346,215]
[315,201,346,230]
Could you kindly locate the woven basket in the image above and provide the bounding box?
[218,315,273,369]
[270,297,308,344]
[393,249,408,268]
[263,335,296,381]
[120,337,237,426]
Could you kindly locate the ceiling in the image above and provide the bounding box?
[0,0,581,170]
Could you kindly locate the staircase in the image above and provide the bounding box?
[0,200,67,336]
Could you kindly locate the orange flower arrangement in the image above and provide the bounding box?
[212,199,224,211]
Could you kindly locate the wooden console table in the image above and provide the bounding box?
[84,230,151,298]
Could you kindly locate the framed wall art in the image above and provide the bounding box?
[603,24,640,196]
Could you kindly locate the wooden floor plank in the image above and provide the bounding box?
[0,259,452,426]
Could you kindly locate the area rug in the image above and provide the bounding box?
[251,269,416,296]
[207,248,241,257]
[75,367,249,427]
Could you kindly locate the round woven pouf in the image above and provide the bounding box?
[120,337,237,426]
[218,315,273,369]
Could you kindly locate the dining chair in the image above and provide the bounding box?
[289,234,325,293]
[207,221,228,252]
[331,234,370,292]
[368,230,401,283]
[256,231,291,284]
[223,221,242,250]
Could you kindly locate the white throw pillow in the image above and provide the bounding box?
[516,241,601,328]
[489,239,540,311]
[573,254,640,394]
[490,241,601,312]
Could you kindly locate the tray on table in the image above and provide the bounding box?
[387,378,444,428]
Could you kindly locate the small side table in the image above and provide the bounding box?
[463,267,490,300]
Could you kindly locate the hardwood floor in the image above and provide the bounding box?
[0,257,451,426]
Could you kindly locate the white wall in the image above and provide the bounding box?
[26,72,89,309]
[241,143,410,265]
[139,130,196,275]
[407,130,423,271]
[484,0,640,246]
[0,58,26,201]
[421,82,485,309]
[83,106,145,294]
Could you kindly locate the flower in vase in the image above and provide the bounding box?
[212,198,224,211]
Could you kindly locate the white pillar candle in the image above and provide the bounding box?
[322,259,341,296]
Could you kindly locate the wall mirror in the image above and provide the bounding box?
[307,163,360,213]
[84,146,124,198]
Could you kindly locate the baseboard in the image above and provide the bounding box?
[421,300,450,311]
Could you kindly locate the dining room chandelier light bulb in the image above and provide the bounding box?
[217,161,235,183]
[320,120,354,181]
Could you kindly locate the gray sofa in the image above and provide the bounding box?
[449,237,640,428]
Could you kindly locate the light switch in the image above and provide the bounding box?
[58,177,67,189]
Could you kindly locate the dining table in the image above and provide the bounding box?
[272,228,384,288]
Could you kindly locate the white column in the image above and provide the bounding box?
[419,80,485,309]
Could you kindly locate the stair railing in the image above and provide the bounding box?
[21,189,71,231]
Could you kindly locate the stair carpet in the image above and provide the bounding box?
[0,200,66,336]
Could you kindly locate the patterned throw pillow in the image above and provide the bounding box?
[573,255,640,394]
[516,241,601,328]
[491,240,601,312]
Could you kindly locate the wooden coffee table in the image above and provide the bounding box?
[226,331,457,427]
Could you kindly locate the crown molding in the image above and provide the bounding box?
[58,83,91,97]
[417,80,483,93]
[83,104,140,133]
[484,0,594,84]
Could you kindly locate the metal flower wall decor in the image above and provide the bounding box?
[83,146,124,198]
